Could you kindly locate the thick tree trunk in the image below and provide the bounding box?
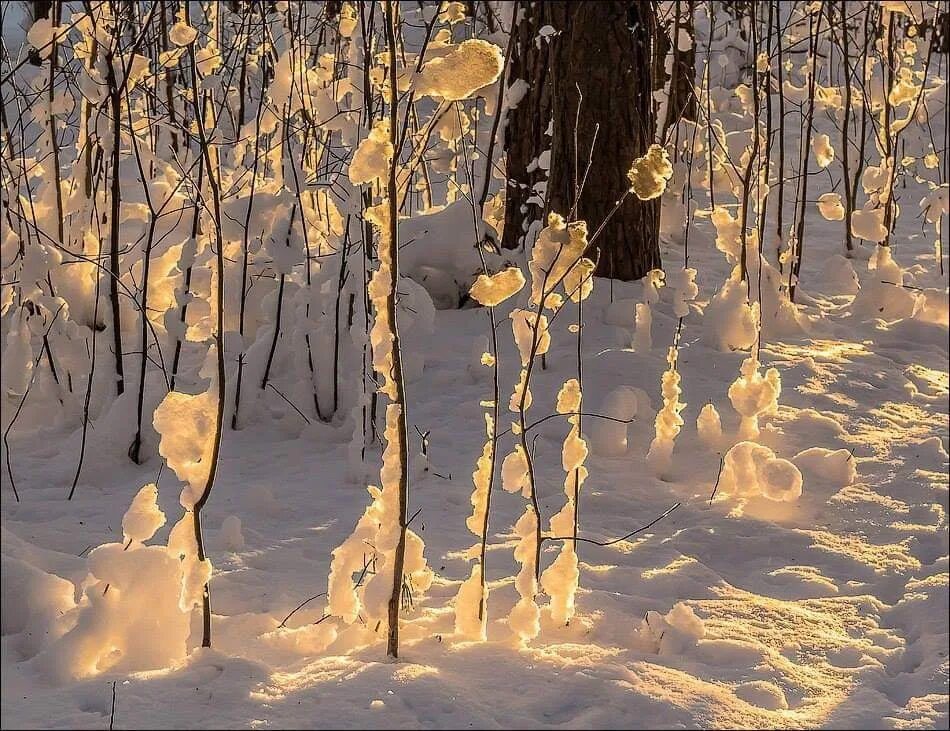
[500,1,553,252]
[502,1,661,281]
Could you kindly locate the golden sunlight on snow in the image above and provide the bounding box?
[1,0,946,728]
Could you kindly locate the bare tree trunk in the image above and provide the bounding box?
[544,1,661,280]
[500,1,553,252]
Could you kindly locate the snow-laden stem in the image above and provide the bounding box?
[185,5,226,648]
[774,3,786,269]
[104,42,125,397]
[737,1,760,287]
[789,10,822,302]
[832,1,855,254]
[477,3,517,212]
[168,155,203,393]
[384,0,411,660]
[126,87,160,465]
[454,99,500,634]
[232,25,266,430]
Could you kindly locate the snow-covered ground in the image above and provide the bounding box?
[3,197,947,728]
[2,1,949,728]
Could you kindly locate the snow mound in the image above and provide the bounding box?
[589,386,649,457]
[718,442,804,502]
[1,554,76,660]
[792,447,856,488]
[636,602,705,655]
[735,680,789,710]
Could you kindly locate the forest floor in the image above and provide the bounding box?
[2,204,948,729]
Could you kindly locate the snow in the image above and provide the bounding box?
[348,121,393,186]
[703,266,759,351]
[217,515,245,552]
[121,484,166,543]
[168,22,197,48]
[717,441,804,503]
[501,446,529,496]
[851,207,889,242]
[454,563,487,640]
[633,302,653,352]
[813,132,835,169]
[818,192,845,221]
[2,2,948,728]
[646,348,687,478]
[628,144,675,201]
[727,356,782,441]
[414,40,504,102]
[152,382,218,508]
[469,267,525,307]
[636,602,706,655]
[697,403,724,451]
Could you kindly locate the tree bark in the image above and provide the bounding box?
[500,1,553,252]
[502,1,661,281]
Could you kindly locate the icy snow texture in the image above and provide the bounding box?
[628,144,674,200]
[718,442,804,502]
[529,214,590,308]
[697,403,724,451]
[501,446,530,497]
[169,21,197,47]
[703,266,759,351]
[219,516,245,551]
[39,491,198,682]
[540,545,579,626]
[541,377,588,625]
[792,447,857,488]
[465,413,495,536]
[510,309,550,366]
[414,40,504,102]
[2,554,75,660]
[812,133,835,169]
[556,378,582,415]
[454,563,487,641]
[122,484,166,543]
[851,207,888,242]
[153,380,218,509]
[166,512,213,613]
[817,192,845,221]
[646,349,686,478]
[668,267,699,318]
[507,507,540,643]
[711,206,742,262]
[633,303,653,352]
[327,405,432,629]
[349,121,393,185]
[589,386,646,457]
[469,267,525,307]
[852,245,918,321]
[637,602,705,655]
[728,356,781,441]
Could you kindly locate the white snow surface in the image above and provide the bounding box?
[1,3,948,729]
[2,194,947,727]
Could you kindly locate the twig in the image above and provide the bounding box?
[266,383,312,424]
[109,680,116,731]
[278,592,327,628]
[708,456,726,504]
[543,502,681,546]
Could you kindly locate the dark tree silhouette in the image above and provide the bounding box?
[502,1,662,281]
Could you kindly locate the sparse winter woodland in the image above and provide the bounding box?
[1,1,948,728]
